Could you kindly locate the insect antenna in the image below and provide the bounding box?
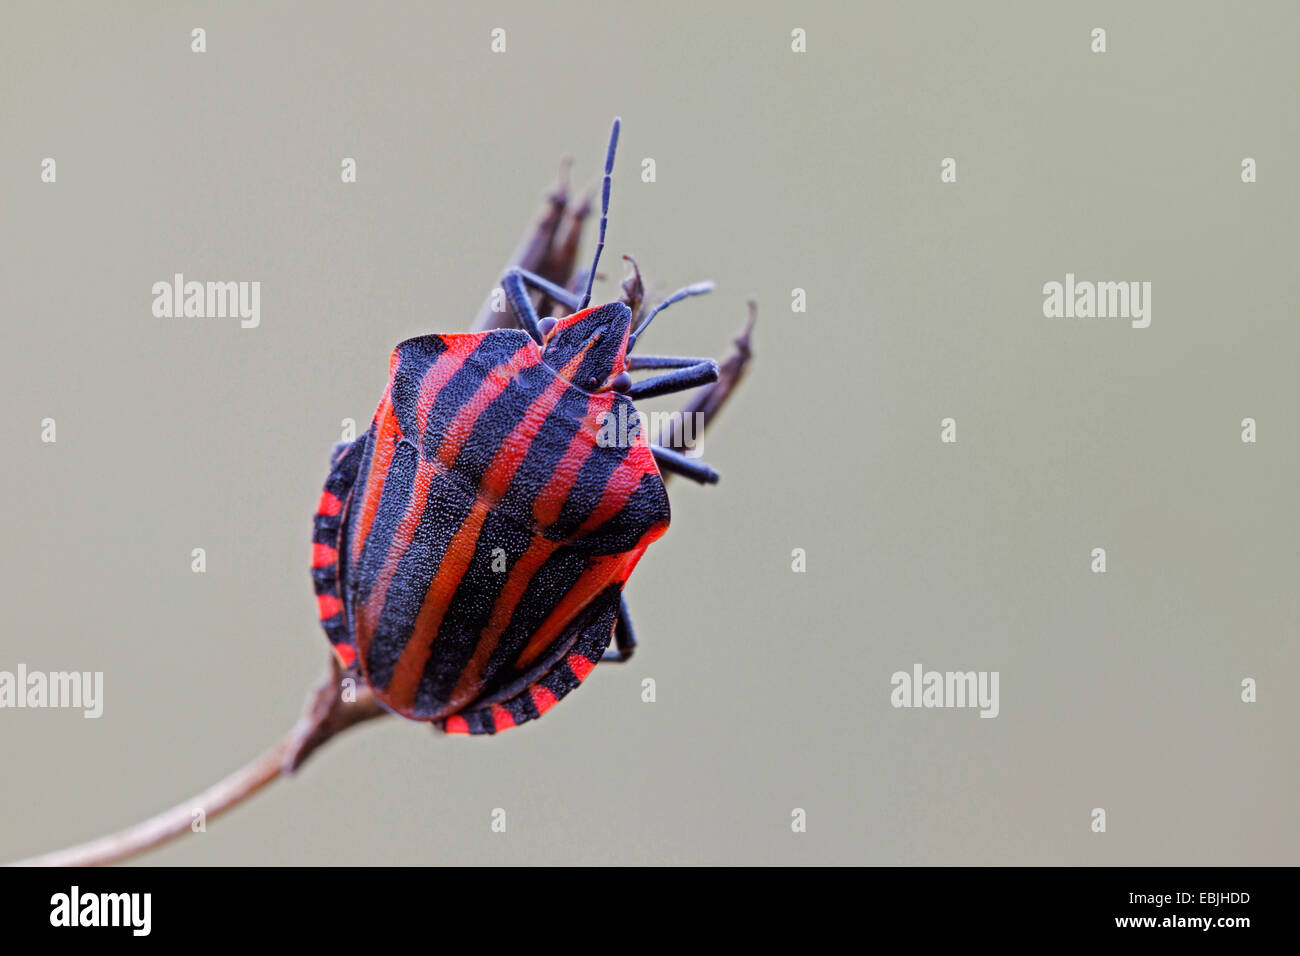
[579,117,620,311]
[626,280,715,352]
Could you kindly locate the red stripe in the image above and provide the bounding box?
[491,704,515,731]
[512,552,635,670]
[333,643,356,668]
[444,715,469,734]
[317,593,343,618]
[567,653,594,682]
[479,347,599,501]
[351,393,398,564]
[311,542,337,568]
[436,345,538,471]
[317,490,342,517]
[532,393,614,529]
[414,336,481,454]
[575,451,656,537]
[530,685,557,714]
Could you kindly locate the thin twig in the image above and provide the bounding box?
[9,661,389,867]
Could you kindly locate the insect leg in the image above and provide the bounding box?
[626,360,719,401]
[647,303,756,489]
[626,354,713,370]
[626,281,715,351]
[503,267,581,344]
[505,266,584,312]
[600,594,637,662]
[651,444,719,484]
[501,269,545,343]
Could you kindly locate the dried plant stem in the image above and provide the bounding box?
[9,663,389,867]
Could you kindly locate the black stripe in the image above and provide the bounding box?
[541,662,581,699]
[466,710,495,734]
[495,379,592,524]
[422,333,531,457]
[511,689,539,723]
[479,545,591,685]
[349,436,417,606]
[311,566,337,593]
[544,440,632,541]
[568,336,617,391]
[413,505,538,716]
[448,361,551,490]
[321,615,349,646]
[389,336,450,440]
[362,470,479,697]
[580,471,671,555]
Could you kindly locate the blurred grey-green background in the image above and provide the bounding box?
[2,1,1296,865]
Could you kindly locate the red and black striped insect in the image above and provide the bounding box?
[311,118,725,735]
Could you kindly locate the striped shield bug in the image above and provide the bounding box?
[311,118,730,735]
